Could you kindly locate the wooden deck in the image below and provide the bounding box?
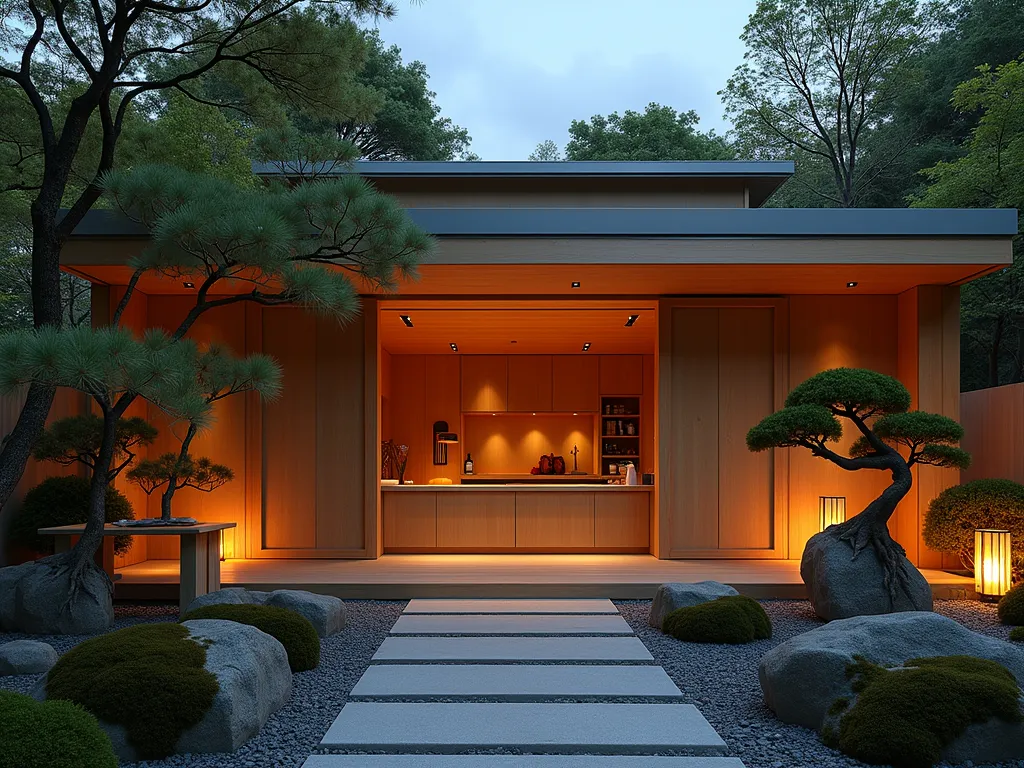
[115,555,975,600]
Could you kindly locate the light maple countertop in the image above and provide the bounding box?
[381,483,652,492]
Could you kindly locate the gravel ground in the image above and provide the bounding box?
[617,598,1024,768]
[0,600,405,768]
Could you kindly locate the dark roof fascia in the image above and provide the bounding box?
[251,160,796,179]
[67,207,1019,240]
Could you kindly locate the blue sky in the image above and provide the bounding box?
[372,0,757,159]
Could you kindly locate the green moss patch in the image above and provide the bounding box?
[183,603,320,672]
[662,595,772,644]
[999,582,1024,625]
[45,623,218,761]
[834,655,1022,768]
[0,690,117,768]
[1011,627,1024,642]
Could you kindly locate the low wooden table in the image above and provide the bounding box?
[38,522,236,612]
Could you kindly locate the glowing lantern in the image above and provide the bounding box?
[975,529,1011,601]
[819,496,847,532]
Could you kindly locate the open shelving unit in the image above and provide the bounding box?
[600,395,640,477]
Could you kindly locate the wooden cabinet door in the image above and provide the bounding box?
[436,492,515,547]
[383,492,436,549]
[599,355,643,395]
[551,355,600,412]
[461,356,507,412]
[507,355,553,412]
[515,492,595,547]
[594,492,650,548]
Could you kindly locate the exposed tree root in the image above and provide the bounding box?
[39,550,113,617]
[835,514,914,604]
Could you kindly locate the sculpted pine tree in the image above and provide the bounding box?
[746,369,970,600]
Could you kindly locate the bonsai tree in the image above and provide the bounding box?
[127,454,233,518]
[33,414,157,480]
[747,368,970,599]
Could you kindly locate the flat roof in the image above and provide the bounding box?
[69,207,1018,239]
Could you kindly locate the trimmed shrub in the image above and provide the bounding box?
[182,603,320,672]
[924,479,1024,576]
[999,582,1024,625]
[9,475,134,556]
[45,623,218,760]
[663,595,772,644]
[835,655,1022,768]
[1011,627,1024,642]
[0,690,117,768]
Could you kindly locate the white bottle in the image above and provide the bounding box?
[625,464,638,486]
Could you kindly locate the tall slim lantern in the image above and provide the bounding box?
[819,496,847,532]
[975,529,1012,601]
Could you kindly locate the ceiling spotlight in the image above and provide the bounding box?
[582,342,591,351]
[510,340,518,345]
[846,281,858,288]
[571,281,581,289]
[400,315,414,327]
[182,281,195,289]
[449,342,458,352]
[625,314,639,327]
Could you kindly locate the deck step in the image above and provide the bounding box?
[351,665,681,701]
[373,636,654,663]
[304,757,746,767]
[403,599,618,614]
[390,614,633,635]
[320,702,727,754]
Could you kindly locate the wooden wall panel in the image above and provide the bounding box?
[552,356,599,412]
[424,355,462,483]
[261,309,317,549]
[507,355,553,412]
[462,356,507,412]
[718,309,774,550]
[436,492,516,547]
[383,492,436,548]
[599,355,643,395]
[594,493,650,548]
[515,492,595,547]
[961,384,1024,484]
[463,414,596,475]
[787,295,899,560]
[641,355,656,477]
[668,308,720,551]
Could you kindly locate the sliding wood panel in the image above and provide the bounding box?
[383,492,436,548]
[515,492,595,547]
[594,492,650,548]
[436,492,516,547]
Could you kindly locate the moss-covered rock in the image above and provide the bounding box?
[45,623,218,761]
[663,595,772,644]
[999,582,1024,626]
[0,690,118,768]
[1011,627,1024,642]
[831,655,1022,768]
[182,603,320,672]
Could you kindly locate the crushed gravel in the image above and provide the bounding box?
[616,598,1024,768]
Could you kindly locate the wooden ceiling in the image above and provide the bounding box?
[379,307,656,355]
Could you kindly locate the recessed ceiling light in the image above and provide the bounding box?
[182,281,195,289]
[846,281,858,288]
[510,340,517,345]
[449,342,458,351]
[400,315,413,327]
[582,342,591,351]
[571,281,581,288]
[625,314,639,327]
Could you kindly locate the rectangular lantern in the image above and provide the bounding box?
[975,529,1012,601]
[819,496,847,531]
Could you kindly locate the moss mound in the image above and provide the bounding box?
[10,475,134,556]
[835,655,1022,768]
[662,595,772,644]
[1011,627,1024,642]
[0,690,118,768]
[46,623,218,760]
[998,582,1024,625]
[183,603,320,672]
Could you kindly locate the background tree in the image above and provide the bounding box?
[0,0,396,528]
[747,368,969,597]
[565,103,733,161]
[722,0,934,207]
[528,140,562,161]
[32,414,156,480]
[127,455,234,513]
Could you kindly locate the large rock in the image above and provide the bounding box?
[801,527,932,621]
[0,639,58,675]
[759,611,1024,730]
[185,587,346,638]
[0,560,112,635]
[648,581,739,629]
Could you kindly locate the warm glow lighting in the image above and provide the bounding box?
[571,281,581,288]
[183,281,195,289]
[449,342,458,351]
[582,342,591,351]
[625,314,639,327]
[819,496,846,531]
[846,281,858,288]
[975,529,1012,601]
[400,315,414,327]
[219,529,226,561]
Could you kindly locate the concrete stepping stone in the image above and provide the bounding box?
[404,599,618,614]
[351,664,682,700]
[391,614,633,635]
[304,756,747,767]
[320,702,728,754]
[373,636,654,663]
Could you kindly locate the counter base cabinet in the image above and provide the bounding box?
[382,489,650,553]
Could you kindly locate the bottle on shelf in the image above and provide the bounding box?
[464,453,474,474]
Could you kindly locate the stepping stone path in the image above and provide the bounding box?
[304,598,744,768]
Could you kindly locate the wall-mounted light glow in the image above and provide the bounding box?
[571,281,581,288]
[975,529,1012,601]
[400,315,414,327]
[582,342,591,351]
[183,281,195,289]
[219,528,226,561]
[846,281,858,288]
[625,314,639,327]
[819,496,846,531]
[433,420,459,465]
[450,342,458,352]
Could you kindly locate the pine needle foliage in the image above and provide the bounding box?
[128,454,234,496]
[33,414,157,479]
